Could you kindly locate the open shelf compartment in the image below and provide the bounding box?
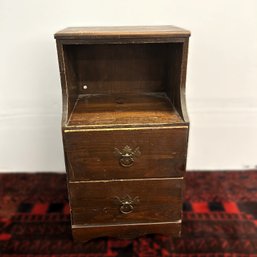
[61,41,188,128]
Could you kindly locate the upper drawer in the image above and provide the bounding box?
[64,127,188,181]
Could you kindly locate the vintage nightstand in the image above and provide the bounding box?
[55,26,190,242]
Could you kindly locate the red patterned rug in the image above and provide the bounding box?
[0,171,257,256]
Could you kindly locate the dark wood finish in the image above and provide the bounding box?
[166,42,189,121]
[62,43,184,96]
[67,93,185,128]
[54,25,190,40]
[64,127,188,180]
[72,221,181,241]
[67,93,184,128]
[55,25,190,242]
[69,178,183,225]
[75,43,167,95]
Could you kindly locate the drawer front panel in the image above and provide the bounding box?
[69,178,183,225]
[64,127,188,180]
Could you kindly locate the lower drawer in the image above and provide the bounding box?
[69,178,183,226]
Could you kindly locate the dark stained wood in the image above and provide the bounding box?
[167,39,190,122]
[54,25,190,40]
[59,37,187,45]
[61,43,187,106]
[70,178,183,225]
[63,43,177,95]
[76,44,168,94]
[55,25,190,242]
[64,127,188,180]
[67,93,185,128]
[72,221,181,242]
[56,41,78,125]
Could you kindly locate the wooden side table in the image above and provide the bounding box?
[55,25,190,242]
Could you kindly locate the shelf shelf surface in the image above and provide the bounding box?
[67,93,185,129]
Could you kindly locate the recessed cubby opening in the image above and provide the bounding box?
[63,43,184,128]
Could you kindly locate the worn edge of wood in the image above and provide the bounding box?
[179,38,190,122]
[63,125,189,133]
[58,38,187,45]
[69,176,184,184]
[54,25,191,39]
[71,221,181,241]
[72,220,181,229]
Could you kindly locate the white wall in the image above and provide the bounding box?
[0,0,257,172]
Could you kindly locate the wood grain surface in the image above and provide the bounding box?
[67,93,184,128]
[72,221,181,241]
[64,127,188,180]
[55,25,190,40]
[69,178,183,225]
[62,43,184,96]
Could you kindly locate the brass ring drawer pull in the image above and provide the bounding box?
[114,195,140,214]
[114,146,141,168]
